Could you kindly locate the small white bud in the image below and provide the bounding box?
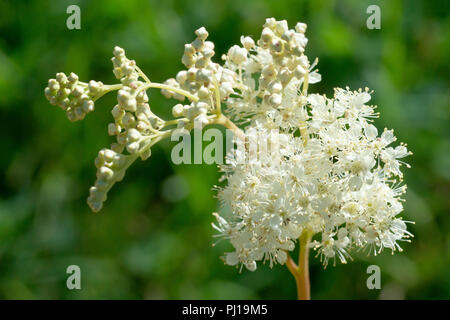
[88,80,101,94]
[98,166,114,180]
[124,97,137,112]
[268,81,283,93]
[82,100,94,113]
[122,113,135,127]
[176,70,187,85]
[172,104,185,118]
[197,87,210,100]
[127,128,141,142]
[103,149,116,162]
[192,38,204,51]
[68,72,79,83]
[187,68,197,82]
[269,94,282,107]
[56,72,67,84]
[184,44,195,56]
[294,65,307,78]
[275,20,288,35]
[270,39,283,53]
[245,261,257,272]
[111,105,124,119]
[204,41,215,51]
[261,28,274,43]
[279,68,292,84]
[240,36,255,51]
[126,141,140,154]
[196,69,212,84]
[113,46,125,57]
[108,123,120,136]
[195,27,209,41]
[262,64,277,79]
[295,22,307,33]
[227,45,247,65]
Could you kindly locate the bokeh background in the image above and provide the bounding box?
[0,0,448,299]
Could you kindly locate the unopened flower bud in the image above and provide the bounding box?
[227,45,248,65]
[240,36,255,50]
[172,104,185,118]
[195,27,209,41]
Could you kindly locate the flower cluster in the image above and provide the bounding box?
[45,46,185,212]
[221,18,321,129]
[212,19,412,270]
[44,17,412,272]
[88,148,129,212]
[45,72,106,121]
[161,27,239,129]
[108,47,165,155]
[87,48,182,212]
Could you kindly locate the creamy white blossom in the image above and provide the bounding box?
[45,18,412,272]
[211,18,412,270]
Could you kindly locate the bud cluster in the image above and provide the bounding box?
[108,47,164,156]
[45,72,105,121]
[88,148,129,212]
[162,27,239,130]
[221,18,321,129]
[87,47,169,211]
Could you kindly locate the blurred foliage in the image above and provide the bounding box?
[0,0,448,299]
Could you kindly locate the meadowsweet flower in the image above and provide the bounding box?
[211,18,412,270]
[45,17,412,287]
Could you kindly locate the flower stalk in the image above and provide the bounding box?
[287,230,313,300]
[211,113,246,142]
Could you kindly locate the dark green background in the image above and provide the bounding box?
[0,0,448,299]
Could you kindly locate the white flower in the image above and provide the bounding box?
[45,17,412,273]
[211,19,412,270]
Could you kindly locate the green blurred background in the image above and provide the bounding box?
[0,0,448,299]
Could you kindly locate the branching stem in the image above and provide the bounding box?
[141,83,199,102]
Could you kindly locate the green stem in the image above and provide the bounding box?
[93,84,123,101]
[141,82,199,102]
[210,114,245,142]
[297,230,312,300]
[286,229,313,300]
[135,65,151,84]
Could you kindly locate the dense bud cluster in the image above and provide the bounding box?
[45,72,104,121]
[108,47,165,155]
[112,46,137,81]
[46,45,174,212]
[161,27,240,130]
[88,148,129,212]
[86,47,173,212]
[220,18,321,129]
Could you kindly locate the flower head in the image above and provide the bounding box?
[44,17,412,272]
[211,18,412,270]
